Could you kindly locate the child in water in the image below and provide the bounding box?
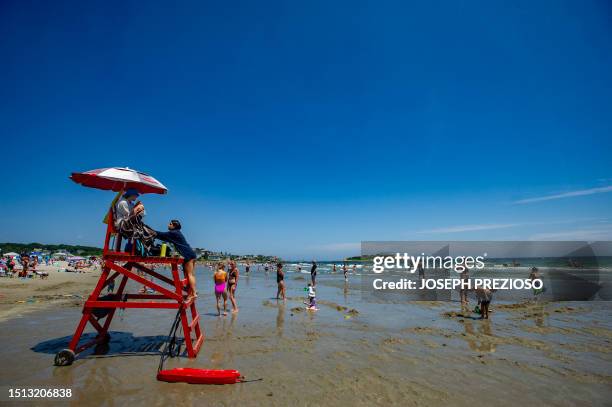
[530,266,545,299]
[475,288,493,319]
[306,283,316,309]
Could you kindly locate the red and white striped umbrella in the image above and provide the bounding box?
[70,167,168,194]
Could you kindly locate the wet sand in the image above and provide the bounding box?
[0,266,610,406]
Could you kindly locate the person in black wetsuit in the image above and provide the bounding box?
[276,262,286,300]
[310,260,317,286]
[417,262,425,279]
[154,220,198,301]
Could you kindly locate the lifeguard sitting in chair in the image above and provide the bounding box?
[113,188,156,255]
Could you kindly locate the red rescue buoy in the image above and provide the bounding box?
[157,368,241,384]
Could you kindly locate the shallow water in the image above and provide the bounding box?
[0,266,610,406]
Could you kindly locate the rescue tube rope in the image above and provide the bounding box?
[157,310,263,384]
[158,310,182,373]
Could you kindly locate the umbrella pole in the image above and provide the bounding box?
[103,190,123,225]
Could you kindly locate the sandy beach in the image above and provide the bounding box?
[0,263,100,323]
[0,265,610,406]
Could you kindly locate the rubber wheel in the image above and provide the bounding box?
[97,332,111,344]
[54,349,75,366]
[93,343,110,355]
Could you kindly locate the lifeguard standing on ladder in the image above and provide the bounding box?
[154,219,198,301]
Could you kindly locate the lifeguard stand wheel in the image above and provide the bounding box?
[54,349,75,366]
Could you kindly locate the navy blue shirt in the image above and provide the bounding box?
[155,229,197,261]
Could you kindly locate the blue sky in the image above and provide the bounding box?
[1,1,611,259]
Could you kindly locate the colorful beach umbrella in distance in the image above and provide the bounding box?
[70,167,168,195]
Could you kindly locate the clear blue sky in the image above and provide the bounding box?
[1,1,611,259]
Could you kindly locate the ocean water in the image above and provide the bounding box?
[279,257,612,274]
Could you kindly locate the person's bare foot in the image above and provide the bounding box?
[232,308,239,313]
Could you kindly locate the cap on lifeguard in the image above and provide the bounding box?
[124,188,140,197]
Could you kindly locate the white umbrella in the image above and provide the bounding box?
[70,167,167,194]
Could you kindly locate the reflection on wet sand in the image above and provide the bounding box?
[462,320,496,353]
[343,280,349,303]
[209,312,237,366]
[530,304,547,328]
[276,302,285,337]
[78,364,115,404]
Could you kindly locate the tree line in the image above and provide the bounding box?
[0,242,102,257]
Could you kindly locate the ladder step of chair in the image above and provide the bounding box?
[193,334,204,353]
[189,314,200,329]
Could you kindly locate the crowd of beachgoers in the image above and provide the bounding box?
[199,260,348,316]
[0,253,100,279]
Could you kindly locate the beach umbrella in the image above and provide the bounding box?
[70,167,167,194]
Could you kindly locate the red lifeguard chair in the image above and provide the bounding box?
[55,168,204,366]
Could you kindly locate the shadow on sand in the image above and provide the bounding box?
[31,331,179,359]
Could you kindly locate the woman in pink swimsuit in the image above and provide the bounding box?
[213,263,228,316]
